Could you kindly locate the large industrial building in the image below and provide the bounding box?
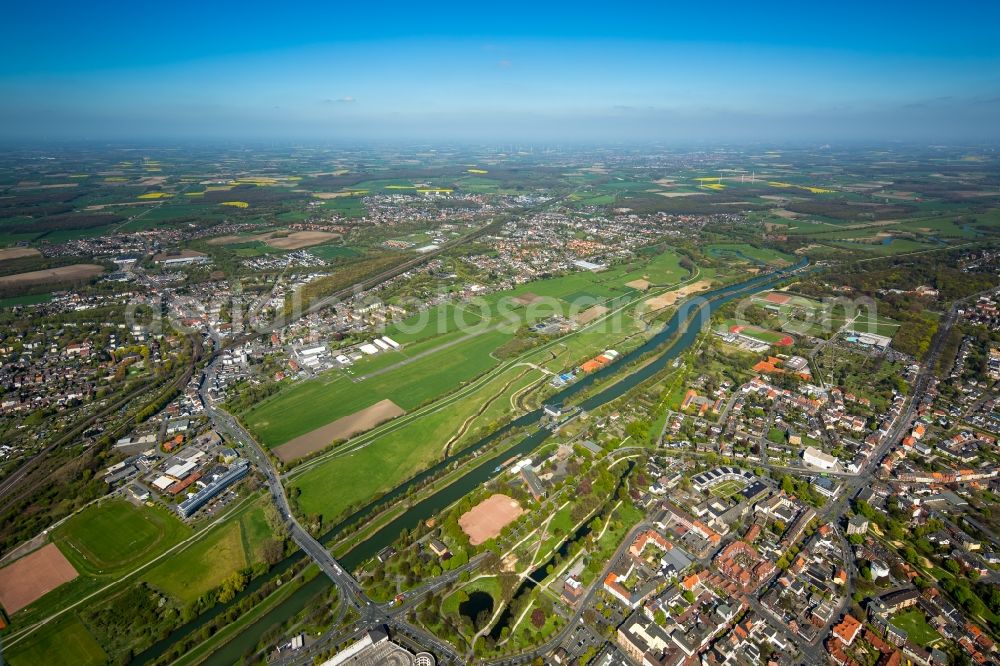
[177,461,250,518]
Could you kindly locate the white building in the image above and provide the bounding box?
[803,446,839,471]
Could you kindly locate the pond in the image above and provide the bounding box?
[460,590,495,629]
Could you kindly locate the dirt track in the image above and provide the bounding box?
[273,399,405,462]
[459,494,524,546]
[0,543,78,614]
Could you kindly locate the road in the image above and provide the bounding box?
[202,260,962,664]
[200,352,465,662]
[473,271,967,664]
[201,358,369,609]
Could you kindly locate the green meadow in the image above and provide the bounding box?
[244,328,513,446]
[4,614,107,666]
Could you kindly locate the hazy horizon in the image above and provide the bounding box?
[3,1,1000,143]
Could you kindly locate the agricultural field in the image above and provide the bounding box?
[273,399,406,463]
[0,263,105,290]
[0,544,79,615]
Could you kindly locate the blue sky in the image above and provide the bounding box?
[2,1,999,142]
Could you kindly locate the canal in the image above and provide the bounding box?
[145,258,807,665]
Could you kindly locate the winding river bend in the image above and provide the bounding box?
[141,258,807,665]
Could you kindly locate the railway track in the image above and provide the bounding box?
[0,334,203,522]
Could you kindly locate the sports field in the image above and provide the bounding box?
[244,328,512,446]
[724,320,794,346]
[459,494,524,546]
[0,544,79,615]
[52,499,190,577]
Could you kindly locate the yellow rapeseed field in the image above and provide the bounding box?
[768,181,833,194]
[220,201,250,208]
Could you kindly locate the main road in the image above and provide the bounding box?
[200,353,465,662]
[201,356,372,609]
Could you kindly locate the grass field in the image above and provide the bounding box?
[308,244,362,261]
[52,499,191,577]
[720,319,793,345]
[489,272,627,306]
[441,575,503,617]
[619,250,689,286]
[142,519,247,604]
[891,608,942,647]
[384,302,486,344]
[706,243,794,266]
[0,292,51,307]
[4,614,106,666]
[238,502,274,564]
[826,238,933,255]
[288,364,532,522]
[244,328,512,446]
[846,315,901,338]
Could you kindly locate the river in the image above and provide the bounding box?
[141,257,807,665]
